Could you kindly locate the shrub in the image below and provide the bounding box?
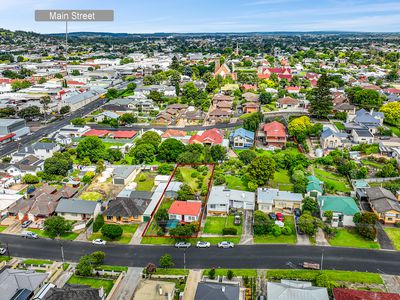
[101,224,123,240]
[138,173,147,182]
[191,171,199,178]
[208,268,216,279]
[85,218,93,228]
[92,215,104,232]
[22,174,40,184]
[91,251,105,266]
[159,253,174,268]
[227,270,234,280]
[395,222,400,228]
[281,226,292,235]
[272,225,282,237]
[222,227,238,235]
[315,273,338,288]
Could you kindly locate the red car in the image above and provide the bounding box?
[275,212,284,221]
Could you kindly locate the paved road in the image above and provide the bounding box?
[0,99,105,157]
[1,233,400,275]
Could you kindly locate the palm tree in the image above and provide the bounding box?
[40,95,51,122]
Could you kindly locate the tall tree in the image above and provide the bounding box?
[309,74,333,119]
[40,95,51,122]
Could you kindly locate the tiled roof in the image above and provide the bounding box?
[333,288,400,300]
[168,200,202,216]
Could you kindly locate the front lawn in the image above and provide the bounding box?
[203,216,242,235]
[89,224,138,244]
[314,168,351,192]
[334,122,345,131]
[0,225,7,232]
[22,259,53,265]
[203,268,257,277]
[29,229,79,241]
[266,269,383,285]
[95,265,128,272]
[269,170,294,191]
[154,268,189,276]
[141,236,241,245]
[134,172,155,191]
[328,228,380,249]
[67,275,115,295]
[254,216,297,244]
[384,227,400,250]
[80,191,103,201]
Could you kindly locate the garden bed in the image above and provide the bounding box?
[254,215,297,244]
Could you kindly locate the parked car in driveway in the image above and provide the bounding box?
[92,239,106,245]
[175,242,191,248]
[196,241,211,248]
[0,248,6,255]
[21,220,32,228]
[21,231,38,239]
[234,215,241,225]
[275,212,284,221]
[268,213,276,220]
[218,241,234,248]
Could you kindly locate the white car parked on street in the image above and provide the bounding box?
[92,239,106,245]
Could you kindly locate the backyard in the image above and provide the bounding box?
[313,167,351,192]
[328,228,380,249]
[203,216,243,235]
[80,191,103,201]
[253,216,297,244]
[176,165,212,191]
[134,172,155,191]
[269,170,294,191]
[224,175,248,191]
[384,227,400,250]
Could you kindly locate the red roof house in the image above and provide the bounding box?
[162,129,187,139]
[333,288,400,300]
[168,201,202,223]
[108,130,137,139]
[259,121,286,148]
[82,129,109,137]
[189,128,224,145]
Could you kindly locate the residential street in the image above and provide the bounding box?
[2,233,400,275]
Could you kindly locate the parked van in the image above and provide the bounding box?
[21,231,38,239]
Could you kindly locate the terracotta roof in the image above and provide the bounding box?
[385,88,400,94]
[162,129,186,138]
[108,130,137,139]
[189,128,224,145]
[263,121,286,137]
[286,86,300,91]
[82,129,109,137]
[277,97,299,105]
[333,288,400,300]
[168,201,202,216]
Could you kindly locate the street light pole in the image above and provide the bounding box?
[183,249,186,271]
[320,248,324,271]
[6,243,10,259]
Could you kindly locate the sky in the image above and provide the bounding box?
[1,0,399,33]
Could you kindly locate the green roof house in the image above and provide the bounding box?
[317,195,360,227]
[306,176,323,198]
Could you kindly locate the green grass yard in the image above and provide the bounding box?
[314,168,351,192]
[0,226,7,232]
[154,268,189,276]
[254,216,297,244]
[334,122,345,131]
[89,224,138,244]
[328,228,380,249]
[203,216,242,235]
[266,269,383,285]
[269,170,294,191]
[134,172,155,191]
[178,166,212,191]
[67,275,115,295]
[29,229,79,241]
[203,268,257,277]
[384,228,400,250]
[224,175,248,191]
[361,159,384,169]
[22,259,53,266]
[80,191,103,201]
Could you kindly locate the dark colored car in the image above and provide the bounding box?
[294,208,302,217]
[268,213,276,220]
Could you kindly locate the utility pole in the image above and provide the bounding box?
[183,249,186,271]
[6,243,10,259]
[65,21,68,75]
[320,248,324,271]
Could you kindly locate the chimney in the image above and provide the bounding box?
[214,59,221,73]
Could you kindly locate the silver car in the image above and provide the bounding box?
[196,241,211,248]
[218,241,234,248]
[174,242,191,248]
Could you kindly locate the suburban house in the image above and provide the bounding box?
[267,280,328,300]
[276,97,300,109]
[93,111,120,123]
[112,165,140,185]
[11,142,61,162]
[258,121,287,148]
[55,198,101,221]
[242,102,260,114]
[195,282,241,300]
[0,269,48,300]
[365,187,400,224]
[103,196,151,223]
[58,124,90,137]
[207,186,255,215]
[320,128,349,150]
[351,129,374,144]
[0,193,24,217]
[257,188,303,213]
[306,175,324,198]
[168,200,202,223]
[41,284,104,300]
[349,108,384,128]
[229,128,255,149]
[161,129,188,142]
[214,61,236,80]
[317,195,360,227]
[189,128,225,146]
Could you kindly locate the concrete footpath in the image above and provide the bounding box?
[111,267,142,300]
[183,270,203,300]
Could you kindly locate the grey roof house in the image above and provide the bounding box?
[103,196,150,223]
[257,188,303,213]
[55,198,101,221]
[195,282,240,300]
[112,165,140,185]
[42,284,104,300]
[0,269,47,300]
[207,186,255,215]
[267,280,329,300]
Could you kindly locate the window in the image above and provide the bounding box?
[107,216,113,220]
[210,204,215,209]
